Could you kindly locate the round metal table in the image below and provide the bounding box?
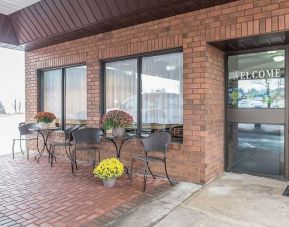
[103,134,136,175]
[29,126,60,164]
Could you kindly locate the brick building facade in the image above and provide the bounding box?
[25,0,289,184]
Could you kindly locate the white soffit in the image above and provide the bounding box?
[0,0,41,15]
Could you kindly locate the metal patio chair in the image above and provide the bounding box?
[71,128,103,174]
[49,125,81,167]
[130,132,173,192]
[12,122,38,159]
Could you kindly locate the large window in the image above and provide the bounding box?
[40,65,87,129]
[104,50,183,142]
[42,69,62,125]
[105,59,138,130]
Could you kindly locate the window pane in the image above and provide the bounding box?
[141,52,183,141]
[65,66,87,126]
[105,59,138,131]
[227,123,284,177]
[42,69,62,125]
[228,50,285,109]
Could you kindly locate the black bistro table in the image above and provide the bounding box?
[103,134,136,174]
[29,126,60,163]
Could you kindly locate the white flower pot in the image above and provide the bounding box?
[112,127,125,137]
[103,178,116,187]
[38,122,50,129]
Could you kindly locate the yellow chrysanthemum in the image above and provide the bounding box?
[93,158,124,180]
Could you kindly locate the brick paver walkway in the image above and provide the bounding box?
[0,154,169,227]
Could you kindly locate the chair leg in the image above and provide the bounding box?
[129,158,135,185]
[164,158,173,185]
[26,140,29,160]
[66,146,72,161]
[12,139,15,159]
[147,162,156,179]
[143,166,148,192]
[71,161,75,175]
[50,145,54,167]
[48,149,51,163]
[20,140,24,156]
[74,149,78,170]
[53,146,56,162]
[70,148,75,175]
[92,151,97,171]
[35,135,39,161]
[98,149,100,164]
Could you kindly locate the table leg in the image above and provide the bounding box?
[105,138,120,158]
[119,138,131,175]
[105,138,132,175]
[43,130,55,164]
[119,138,131,159]
[113,139,129,175]
[35,131,46,163]
[35,130,55,164]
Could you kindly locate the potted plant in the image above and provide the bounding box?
[34,112,56,128]
[101,110,133,137]
[93,158,124,187]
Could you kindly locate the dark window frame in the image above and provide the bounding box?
[38,63,87,130]
[100,48,183,142]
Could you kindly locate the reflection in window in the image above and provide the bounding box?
[104,51,183,142]
[142,53,183,141]
[41,66,87,129]
[105,59,138,130]
[65,66,87,126]
[43,69,62,125]
[227,123,284,177]
[228,50,285,108]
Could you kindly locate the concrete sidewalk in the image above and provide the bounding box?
[107,182,202,227]
[108,173,289,227]
[156,173,289,227]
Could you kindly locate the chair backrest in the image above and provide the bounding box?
[18,123,38,136]
[64,125,81,142]
[18,122,25,127]
[72,128,103,145]
[141,132,171,153]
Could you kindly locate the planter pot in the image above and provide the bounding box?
[112,127,125,137]
[38,122,51,129]
[103,178,116,187]
[106,129,113,135]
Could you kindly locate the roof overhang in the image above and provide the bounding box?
[209,32,289,52]
[0,13,19,48]
[0,0,237,51]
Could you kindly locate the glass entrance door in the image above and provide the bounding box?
[226,49,285,178]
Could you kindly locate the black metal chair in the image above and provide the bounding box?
[71,128,103,174]
[130,132,173,192]
[12,123,38,159]
[49,125,81,167]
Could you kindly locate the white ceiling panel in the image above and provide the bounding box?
[0,0,41,15]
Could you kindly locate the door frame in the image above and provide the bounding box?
[224,45,289,180]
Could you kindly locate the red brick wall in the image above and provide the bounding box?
[25,0,289,184]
